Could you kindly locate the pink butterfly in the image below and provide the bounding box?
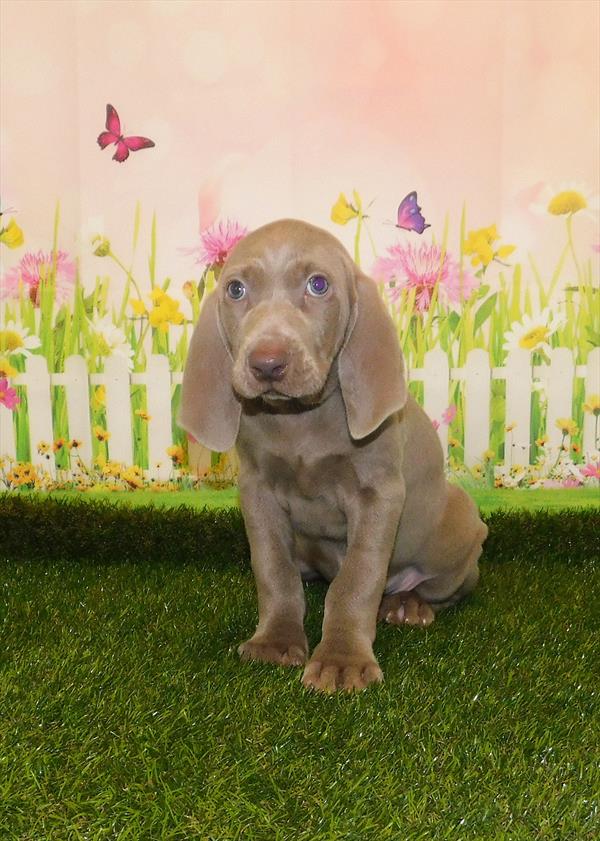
[396,191,430,234]
[97,104,155,163]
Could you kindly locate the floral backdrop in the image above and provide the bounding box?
[1,0,599,492]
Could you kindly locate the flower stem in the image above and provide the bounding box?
[354,214,363,267]
[565,213,582,284]
[108,250,144,300]
[552,433,566,471]
[133,319,150,368]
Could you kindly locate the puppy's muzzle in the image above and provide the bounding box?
[248,342,289,383]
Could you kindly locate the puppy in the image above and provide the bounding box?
[180,219,487,692]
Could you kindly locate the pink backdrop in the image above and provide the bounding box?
[1,0,599,294]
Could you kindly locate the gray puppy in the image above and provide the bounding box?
[180,219,487,693]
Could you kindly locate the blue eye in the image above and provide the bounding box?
[306,275,329,297]
[227,279,246,300]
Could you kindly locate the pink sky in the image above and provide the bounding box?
[1,0,598,296]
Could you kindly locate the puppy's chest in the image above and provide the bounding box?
[261,450,350,537]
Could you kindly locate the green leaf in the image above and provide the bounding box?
[447,311,461,333]
[473,292,498,333]
[586,326,600,346]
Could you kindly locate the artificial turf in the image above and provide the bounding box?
[1,494,599,839]
[9,484,599,513]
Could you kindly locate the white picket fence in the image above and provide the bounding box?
[1,347,599,479]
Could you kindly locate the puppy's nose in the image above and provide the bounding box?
[249,344,289,382]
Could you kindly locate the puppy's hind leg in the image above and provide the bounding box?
[380,485,487,626]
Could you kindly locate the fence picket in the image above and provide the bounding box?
[0,405,16,461]
[103,355,134,465]
[420,348,449,455]
[144,355,174,480]
[24,355,56,475]
[545,348,575,454]
[64,355,93,467]
[463,349,490,466]
[504,348,532,467]
[583,347,600,456]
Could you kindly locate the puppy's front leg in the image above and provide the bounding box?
[237,476,308,666]
[302,489,405,692]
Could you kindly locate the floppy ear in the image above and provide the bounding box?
[338,271,407,440]
[179,291,241,452]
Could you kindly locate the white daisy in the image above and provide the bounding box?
[0,320,42,357]
[529,180,599,220]
[503,308,566,356]
[90,314,134,370]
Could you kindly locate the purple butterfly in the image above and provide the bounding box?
[396,191,430,234]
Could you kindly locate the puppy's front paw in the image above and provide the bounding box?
[301,647,383,693]
[238,630,308,667]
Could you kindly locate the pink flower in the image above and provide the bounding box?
[442,404,457,425]
[192,219,249,268]
[581,462,600,479]
[431,419,440,431]
[372,243,479,312]
[0,377,20,410]
[1,250,76,307]
[562,477,583,488]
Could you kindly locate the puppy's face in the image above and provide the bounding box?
[217,220,354,405]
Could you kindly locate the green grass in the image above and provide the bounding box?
[8,484,599,514]
[0,494,599,838]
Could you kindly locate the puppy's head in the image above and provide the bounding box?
[179,219,406,450]
[220,219,353,405]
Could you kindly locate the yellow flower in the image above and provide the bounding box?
[535,436,548,447]
[92,385,106,410]
[67,439,82,450]
[471,465,483,478]
[135,409,151,421]
[0,218,24,248]
[94,425,111,442]
[37,441,51,455]
[122,465,144,489]
[130,298,147,316]
[331,192,360,225]
[150,288,166,304]
[463,224,516,269]
[102,460,122,478]
[505,422,517,433]
[547,190,587,216]
[448,436,461,448]
[583,394,600,416]
[7,462,38,486]
[149,291,185,333]
[555,417,578,437]
[483,449,495,462]
[572,443,581,454]
[0,356,18,377]
[167,444,185,465]
[53,438,66,452]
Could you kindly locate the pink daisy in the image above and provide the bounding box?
[0,377,20,410]
[1,250,76,307]
[581,462,600,479]
[192,219,249,268]
[372,243,479,312]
